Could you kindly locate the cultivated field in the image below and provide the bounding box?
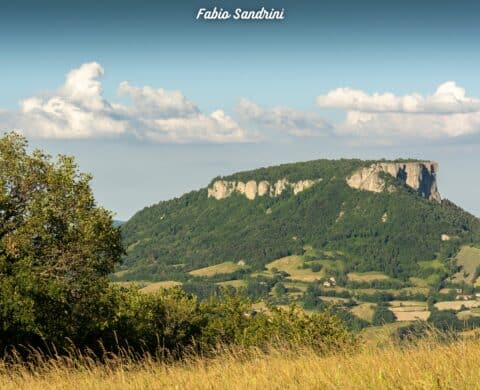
[189,261,246,277]
[347,272,389,282]
[139,281,182,293]
[216,280,247,288]
[435,300,480,311]
[350,303,376,322]
[265,256,323,282]
[391,309,430,322]
[2,339,480,389]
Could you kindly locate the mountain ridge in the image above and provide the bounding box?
[118,158,480,284]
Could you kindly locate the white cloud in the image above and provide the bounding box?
[236,98,331,137]
[117,82,199,119]
[1,62,251,143]
[317,81,480,114]
[143,110,248,143]
[15,63,127,139]
[317,82,480,140]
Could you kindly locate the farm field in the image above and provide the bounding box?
[347,272,390,282]
[140,281,182,293]
[434,300,480,311]
[189,261,246,277]
[391,309,430,321]
[351,303,376,322]
[265,256,324,282]
[216,280,247,288]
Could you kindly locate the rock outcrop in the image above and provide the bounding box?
[208,178,321,200]
[346,161,441,202]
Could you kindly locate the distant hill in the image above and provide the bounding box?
[113,220,124,228]
[118,159,480,283]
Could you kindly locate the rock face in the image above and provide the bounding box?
[208,178,321,200]
[346,161,441,202]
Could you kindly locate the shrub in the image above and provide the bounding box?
[372,304,396,325]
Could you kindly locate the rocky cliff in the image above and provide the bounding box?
[208,178,322,200]
[346,161,441,202]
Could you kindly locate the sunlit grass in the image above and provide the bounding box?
[1,336,480,389]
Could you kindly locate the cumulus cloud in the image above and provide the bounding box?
[1,62,251,143]
[317,82,480,140]
[317,81,480,114]
[14,63,127,139]
[236,98,331,137]
[138,110,248,143]
[117,82,199,119]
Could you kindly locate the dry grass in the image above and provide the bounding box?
[434,300,480,311]
[351,303,376,322]
[139,281,182,293]
[265,255,322,282]
[2,338,480,389]
[389,302,427,313]
[216,280,246,288]
[392,310,431,322]
[347,271,390,282]
[389,300,427,308]
[189,262,245,277]
[389,301,430,322]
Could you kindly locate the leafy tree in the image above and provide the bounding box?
[0,133,123,350]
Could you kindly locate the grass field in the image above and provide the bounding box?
[453,246,480,284]
[391,310,430,322]
[419,259,447,271]
[265,255,323,282]
[189,261,246,277]
[265,255,345,282]
[347,271,390,282]
[435,300,480,311]
[3,339,480,389]
[284,281,308,292]
[139,281,182,293]
[216,280,247,288]
[350,303,376,322]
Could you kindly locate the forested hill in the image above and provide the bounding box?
[118,159,480,282]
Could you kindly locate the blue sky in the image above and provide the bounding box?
[2,0,480,219]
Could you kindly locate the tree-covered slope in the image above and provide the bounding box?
[119,159,480,282]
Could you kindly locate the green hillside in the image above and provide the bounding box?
[118,159,480,285]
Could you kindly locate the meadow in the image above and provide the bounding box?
[1,337,480,389]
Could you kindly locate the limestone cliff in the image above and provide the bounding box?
[208,178,321,200]
[346,161,441,202]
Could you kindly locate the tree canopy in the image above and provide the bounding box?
[0,132,123,349]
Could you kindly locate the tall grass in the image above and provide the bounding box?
[1,336,479,389]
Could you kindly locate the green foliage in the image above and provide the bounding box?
[0,135,355,358]
[103,287,355,356]
[198,292,354,352]
[372,304,396,325]
[0,133,123,350]
[120,158,480,283]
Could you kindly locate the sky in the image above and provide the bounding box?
[1,0,480,220]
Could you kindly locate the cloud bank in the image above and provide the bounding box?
[2,62,251,143]
[317,82,480,140]
[236,98,331,137]
[2,63,480,145]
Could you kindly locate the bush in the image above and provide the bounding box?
[372,304,396,325]
[103,287,355,357]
